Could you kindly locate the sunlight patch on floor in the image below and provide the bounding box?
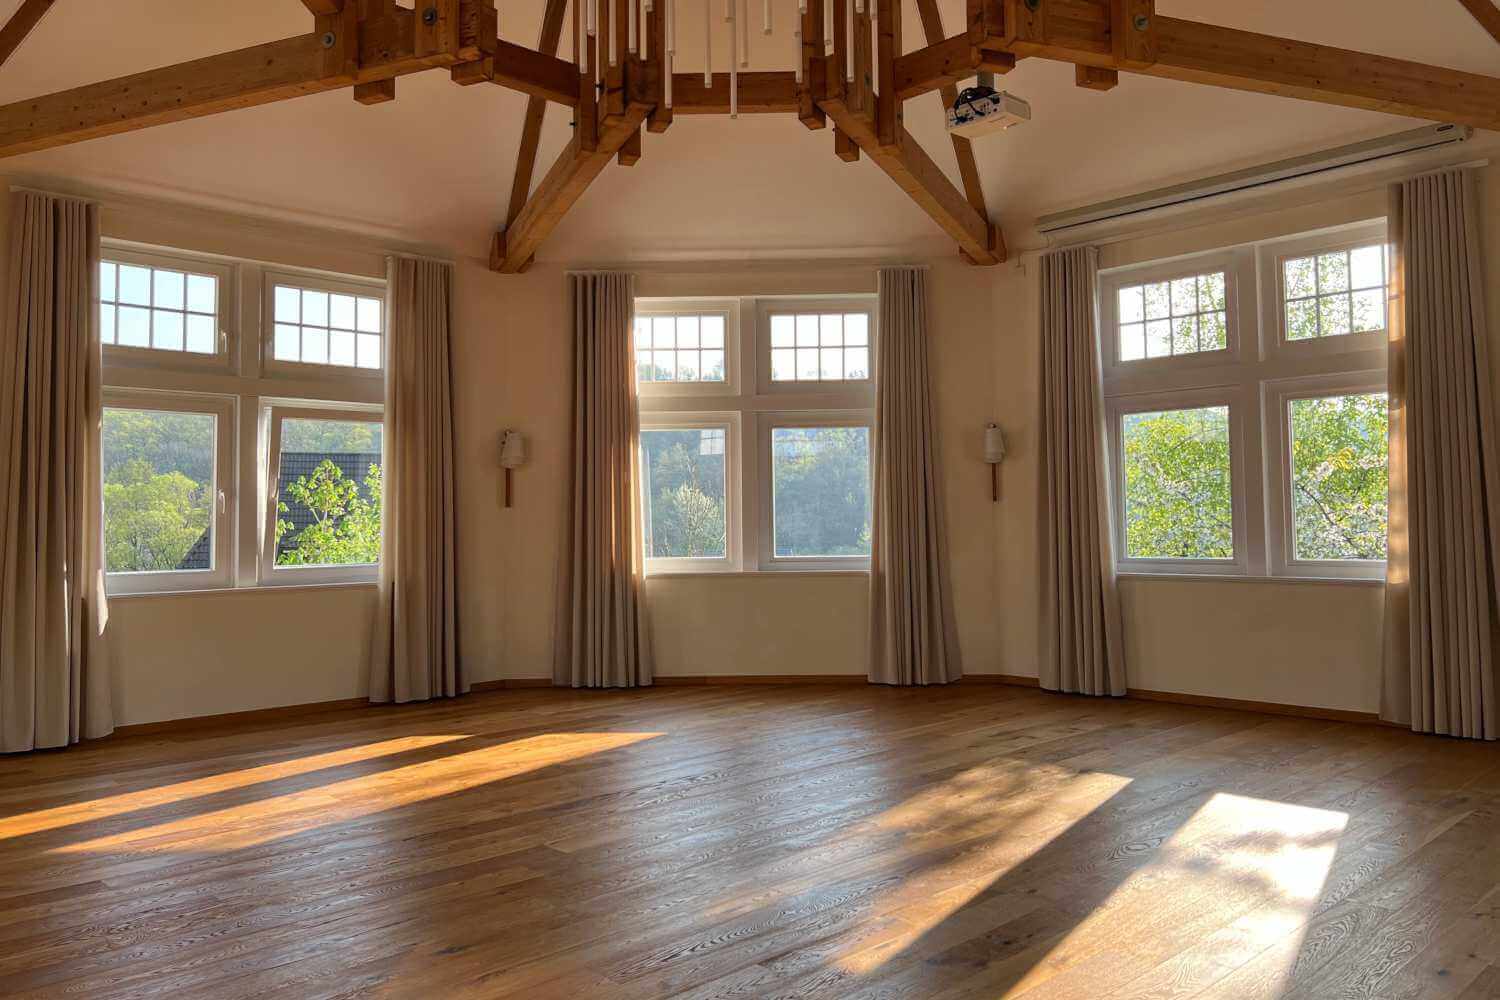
[834,763,1135,977]
[0,734,472,840]
[1002,792,1349,999]
[53,732,662,855]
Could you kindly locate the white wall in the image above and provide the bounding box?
[9,150,1497,725]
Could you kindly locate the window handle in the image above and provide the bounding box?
[217,489,227,516]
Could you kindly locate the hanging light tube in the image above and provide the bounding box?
[793,26,802,82]
[824,0,832,53]
[629,0,638,54]
[642,0,650,58]
[845,0,853,80]
[704,0,712,86]
[762,0,771,35]
[740,0,749,66]
[610,0,619,66]
[667,0,676,52]
[728,0,738,117]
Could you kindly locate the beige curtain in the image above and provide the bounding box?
[1382,168,1500,740]
[0,191,113,751]
[369,257,463,703]
[554,272,653,688]
[1038,245,1126,697]
[868,266,961,685]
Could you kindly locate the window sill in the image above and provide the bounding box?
[1116,572,1383,587]
[107,581,379,600]
[645,570,870,580]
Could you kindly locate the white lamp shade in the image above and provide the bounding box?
[500,430,528,468]
[984,424,1007,464]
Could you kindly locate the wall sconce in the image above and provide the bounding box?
[984,422,1006,502]
[499,429,527,508]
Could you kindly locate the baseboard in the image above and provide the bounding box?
[1124,687,1382,725]
[470,678,553,691]
[113,696,370,737]
[655,674,866,686]
[107,672,1384,740]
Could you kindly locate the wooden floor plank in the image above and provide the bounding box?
[0,685,1495,998]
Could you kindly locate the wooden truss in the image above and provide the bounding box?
[1,0,1499,274]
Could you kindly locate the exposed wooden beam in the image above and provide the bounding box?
[933,1,1500,132]
[354,78,397,104]
[506,0,569,226]
[798,0,827,128]
[820,93,1002,265]
[893,34,1014,102]
[0,0,586,159]
[1075,64,1117,90]
[0,33,427,159]
[487,39,578,105]
[0,0,57,70]
[913,0,987,219]
[617,128,642,166]
[669,72,800,114]
[1455,0,1500,48]
[493,101,652,273]
[300,0,343,13]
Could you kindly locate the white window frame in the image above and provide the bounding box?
[102,389,237,594]
[1258,222,1389,362]
[1099,248,1248,380]
[633,299,739,398]
[260,403,385,587]
[638,412,741,573]
[100,242,238,374]
[100,241,387,597]
[262,269,387,380]
[758,411,876,573]
[636,294,876,576]
[1098,219,1388,582]
[756,297,878,396]
[1263,371,1388,580]
[1106,388,1253,577]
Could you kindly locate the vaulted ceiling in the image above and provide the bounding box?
[0,0,1495,262]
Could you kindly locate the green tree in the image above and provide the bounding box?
[772,427,870,557]
[1290,394,1387,560]
[1122,407,1233,559]
[103,458,210,571]
[641,435,726,558]
[276,461,383,566]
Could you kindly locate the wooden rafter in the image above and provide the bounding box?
[505,0,569,226]
[1455,0,1500,48]
[493,100,653,273]
[0,0,1496,270]
[821,92,1002,265]
[914,0,987,219]
[0,0,57,70]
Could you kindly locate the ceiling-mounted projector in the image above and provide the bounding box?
[946,86,1031,139]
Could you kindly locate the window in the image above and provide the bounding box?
[1119,405,1232,561]
[640,423,733,569]
[634,313,728,384]
[99,245,235,368]
[636,295,875,574]
[102,393,235,593]
[768,424,871,561]
[766,309,871,384]
[262,408,384,585]
[1099,220,1387,580]
[268,275,384,371]
[1114,271,1228,362]
[101,241,385,596]
[1281,244,1387,341]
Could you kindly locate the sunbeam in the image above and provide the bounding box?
[53,732,663,855]
[0,734,473,840]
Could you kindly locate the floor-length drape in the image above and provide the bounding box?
[868,266,961,685]
[1381,168,1500,740]
[553,272,653,688]
[0,191,113,751]
[369,257,463,703]
[1038,245,1126,697]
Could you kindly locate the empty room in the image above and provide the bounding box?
[2,0,1500,997]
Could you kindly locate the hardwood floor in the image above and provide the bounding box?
[1,685,1498,999]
